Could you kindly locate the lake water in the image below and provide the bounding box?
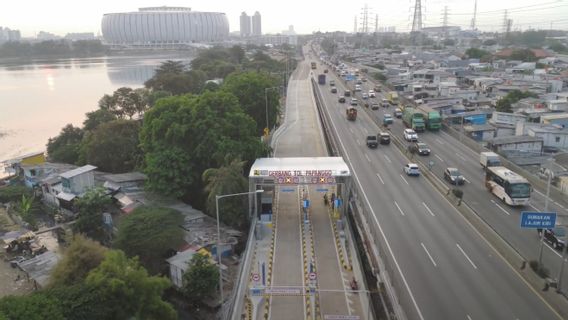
[0,53,193,177]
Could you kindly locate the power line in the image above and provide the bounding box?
[450,0,564,15]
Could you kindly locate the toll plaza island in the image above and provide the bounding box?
[242,157,367,320]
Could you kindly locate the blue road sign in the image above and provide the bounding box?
[316,188,329,192]
[303,200,310,208]
[282,188,295,192]
[520,211,556,229]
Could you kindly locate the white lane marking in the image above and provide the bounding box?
[456,243,478,270]
[323,77,426,320]
[554,202,565,209]
[467,315,472,320]
[534,189,545,197]
[435,154,444,162]
[436,138,444,144]
[384,155,392,163]
[350,128,354,134]
[529,204,539,211]
[365,153,371,163]
[456,152,467,161]
[421,243,437,267]
[422,202,435,217]
[363,127,368,134]
[463,177,470,184]
[376,173,385,185]
[356,139,361,146]
[400,174,409,185]
[394,201,405,216]
[490,200,511,216]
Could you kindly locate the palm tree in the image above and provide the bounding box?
[202,156,248,218]
[155,60,185,76]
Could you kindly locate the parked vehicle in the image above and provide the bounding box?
[366,135,378,148]
[480,151,501,169]
[444,167,465,185]
[404,163,420,176]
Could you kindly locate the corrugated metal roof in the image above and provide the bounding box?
[490,135,543,144]
[60,165,97,179]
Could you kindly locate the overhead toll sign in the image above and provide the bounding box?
[520,211,556,229]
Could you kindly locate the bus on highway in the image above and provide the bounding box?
[485,166,531,206]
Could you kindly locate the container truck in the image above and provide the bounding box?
[417,105,442,131]
[318,74,326,85]
[402,107,425,132]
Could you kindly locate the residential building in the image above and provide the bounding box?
[488,135,544,155]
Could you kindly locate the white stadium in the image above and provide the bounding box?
[101,7,229,47]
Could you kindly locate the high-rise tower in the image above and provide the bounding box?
[252,11,262,36]
[240,12,251,37]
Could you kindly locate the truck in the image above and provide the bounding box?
[387,91,399,105]
[402,107,425,132]
[378,131,391,144]
[417,105,442,131]
[346,107,357,121]
[311,62,317,69]
[480,152,501,169]
[318,74,326,85]
[366,135,378,148]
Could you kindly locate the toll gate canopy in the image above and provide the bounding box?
[249,157,350,185]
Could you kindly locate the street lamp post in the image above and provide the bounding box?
[215,189,264,306]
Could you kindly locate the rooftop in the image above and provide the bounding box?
[18,251,60,288]
[60,165,97,179]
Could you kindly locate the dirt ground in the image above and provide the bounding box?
[0,207,35,297]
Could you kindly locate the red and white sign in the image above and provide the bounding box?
[252,273,260,282]
[309,272,317,280]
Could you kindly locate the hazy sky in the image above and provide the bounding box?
[2,0,567,37]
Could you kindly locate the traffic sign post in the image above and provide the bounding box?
[309,272,317,281]
[521,211,557,266]
[252,273,260,282]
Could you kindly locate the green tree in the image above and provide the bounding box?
[140,92,266,200]
[80,120,141,173]
[549,42,567,53]
[49,235,108,287]
[509,49,537,62]
[495,90,538,113]
[482,39,497,46]
[113,206,184,274]
[86,250,176,320]
[0,293,65,320]
[202,157,249,229]
[229,45,246,64]
[72,188,112,244]
[99,87,148,119]
[83,108,117,131]
[145,60,206,95]
[465,48,490,59]
[182,253,219,302]
[222,71,280,134]
[47,124,84,164]
[0,185,31,203]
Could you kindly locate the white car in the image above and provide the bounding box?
[404,163,421,176]
[362,92,369,99]
[354,84,362,92]
[404,129,418,141]
[368,90,376,98]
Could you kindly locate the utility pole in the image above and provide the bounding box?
[442,6,449,38]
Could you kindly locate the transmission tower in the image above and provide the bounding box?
[470,0,477,30]
[359,4,371,34]
[442,6,449,37]
[502,10,509,33]
[411,0,423,32]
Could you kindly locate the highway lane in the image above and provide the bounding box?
[313,61,561,319]
[336,63,568,290]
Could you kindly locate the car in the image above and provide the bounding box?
[366,135,378,148]
[542,227,566,250]
[361,78,367,82]
[362,92,369,99]
[371,103,380,110]
[368,90,376,98]
[356,79,363,85]
[404,129,418,141]
[404,163,420,176]
[338,96,346,103]
[374,85,381,92]
[383,114,393,125]
[394,108,403,118]
[344,90,351,97]
[331,87,338,93]
[354,85,362,92]
[324,69,328,73]
[350,98,359,106]
[329,80,335,86]
[444,167,465,185]
[378,132,391,144]
[414,142,430,155]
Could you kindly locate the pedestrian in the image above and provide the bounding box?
[323,193,328,206]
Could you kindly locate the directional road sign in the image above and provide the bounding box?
[520,211,557,229]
